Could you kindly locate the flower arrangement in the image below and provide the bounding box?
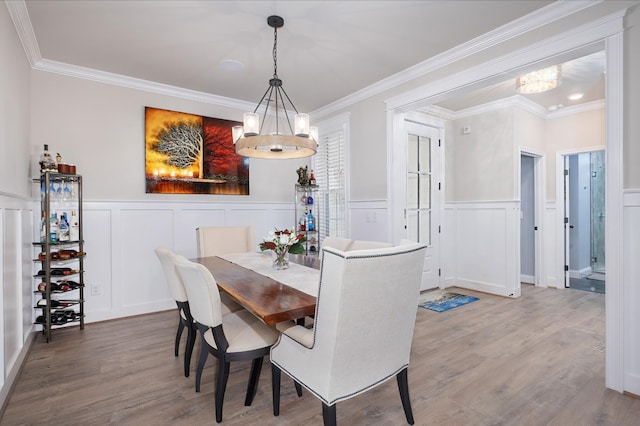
[260,228,306,269]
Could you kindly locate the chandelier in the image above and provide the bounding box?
[233,15,318,159]
[515,65,561,94]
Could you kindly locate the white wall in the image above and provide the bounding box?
[0,2,36,410]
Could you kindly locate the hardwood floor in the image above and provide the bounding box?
[3,284,640,425]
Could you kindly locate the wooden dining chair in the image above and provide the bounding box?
[155,247,197,378]
[174,256,280,423]
[270,242,427,426]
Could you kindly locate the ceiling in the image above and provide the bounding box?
[17,0,604,114]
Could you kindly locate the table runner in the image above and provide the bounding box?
[218,252,320,297]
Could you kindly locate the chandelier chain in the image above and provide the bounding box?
[273,26,278,78]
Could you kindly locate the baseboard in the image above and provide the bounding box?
[520,274,535,284]
[0,331,36,419]
[569,267,592,279]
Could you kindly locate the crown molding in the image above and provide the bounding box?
[313,0,601,119]
[33,59,255,111]
[5,0,41,67]
[7,0,603,114]
[420,97,604,121]
[385,8,626,112]
[546,99,605,118]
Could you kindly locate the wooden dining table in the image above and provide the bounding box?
[192,253,319,325]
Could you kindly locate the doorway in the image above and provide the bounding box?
[520,154,536,284]
[564,150,605,294]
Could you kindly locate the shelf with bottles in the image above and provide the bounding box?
[33,168,85,341]
[35,309,83,326]
[34,278,84,294]
[295,183,319,255]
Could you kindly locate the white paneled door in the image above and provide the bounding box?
[403,121,441,291]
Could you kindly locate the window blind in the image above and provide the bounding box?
[315,129,346,244]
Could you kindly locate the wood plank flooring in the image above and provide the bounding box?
[3,284,640,425]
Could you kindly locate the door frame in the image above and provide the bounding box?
[557,148,606,289]
[388,111,445,289]
[520,149,545,287]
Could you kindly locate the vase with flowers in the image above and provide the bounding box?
[260,228,307,270]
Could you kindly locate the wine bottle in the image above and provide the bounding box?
[69,210,80,241]
[309,169,316,185]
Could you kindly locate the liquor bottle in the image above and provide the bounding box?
[58,212,70,242]
[307,209,315,231]
[39,211,47,242]
[39,144,56,172]
[49,212,59,243]
[309,170,316,185]
[69,210,80,241]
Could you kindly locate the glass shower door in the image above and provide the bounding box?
[590,151,605,274]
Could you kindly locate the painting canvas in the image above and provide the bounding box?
[145,107,249,195]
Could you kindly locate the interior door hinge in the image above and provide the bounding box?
[438,225,441,233]
[564,169,569,176]
[564,265,569,272]
[564,217,569,224]
[438,268,441,277]
[438,182,441,190]
[438,139,441,147]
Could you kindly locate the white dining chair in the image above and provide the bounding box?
[196,226,256,314]
[155,247,198,378]
[270,242,427,426]
[174,256,279,423]
[196,225,256,257]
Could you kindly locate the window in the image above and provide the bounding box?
[314,118,347,245]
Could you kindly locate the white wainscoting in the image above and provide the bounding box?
[81,200,298,323]
[544,201,562,288]
[623,190,640,395]
[347,200,389,243]
[443,201,521,298]
[0,193,35,410]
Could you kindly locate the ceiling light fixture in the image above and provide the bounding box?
[232,15,317,159]
[516,65,561,94]
[568,92,584,101]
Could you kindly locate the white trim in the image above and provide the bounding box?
[546,99,606,119]
[385,10,626,112]
[39,59,255,111]
[445,97,605,121]
[520,149,546,288]
[604,30,624,393]
[4,0,41,67]
[624,189,640,206]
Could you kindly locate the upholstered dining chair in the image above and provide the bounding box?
[319,236,353,252]
[196,226,256,314]
[155,247,197,378]
[174,256,280,423]
[271,242,427,426]
[196,225,256,257]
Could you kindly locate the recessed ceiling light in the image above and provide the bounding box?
[219,59,244,72]
[568,93,584,101]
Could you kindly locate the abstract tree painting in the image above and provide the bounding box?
[145,107,249,195]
